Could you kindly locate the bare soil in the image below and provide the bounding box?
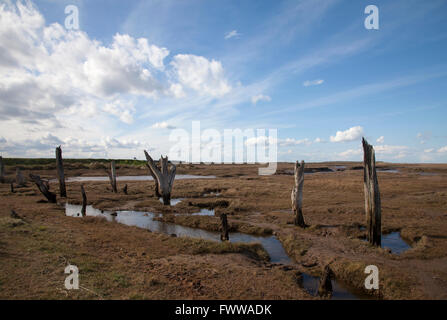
[1,161,446,299]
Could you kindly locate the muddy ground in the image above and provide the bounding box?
[0,161,446,299]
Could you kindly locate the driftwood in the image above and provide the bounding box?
[318,265,333,298]
[80,184,87,217]
[29,174,57,203]
[0,156,4,183]
[144,150,176,205]
[291,160,306,227]
[220,213,229,241]
[362,138,381,247]
[122,184,128,195]
[16,168,26,186]
[55,146,67,197]
[106,160,118,193]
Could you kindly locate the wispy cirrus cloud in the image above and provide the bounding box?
[224,30,241,40]
[303,79,324,87]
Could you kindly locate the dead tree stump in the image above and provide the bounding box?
[16,168,26,186]
[146,163,161,197]
[318,265,333,298]
[362,138,382,247]
[0,156,4,183]
[220,213,229,241]
[80,184,87,217]
[29,174,56,203]
[106,160,118,193]
[55,146,67,197]
[291,160,306,227]
[144,150,176,205]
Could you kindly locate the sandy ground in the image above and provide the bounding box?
[0,161,446,299]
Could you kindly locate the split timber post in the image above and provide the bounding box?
[291,160,306,227]
[80,184,87,217]
[107,160,118,193]
[220,213,229,241]
[362,138,382,247]
[0,156,4,183]
[55,146,67,197]
[144,150,176,205]
[146,163,161,197]
[16,168,26,186]
[318,265,333,298]
[29,174,57,203]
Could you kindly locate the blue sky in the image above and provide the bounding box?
[0,0,446,162]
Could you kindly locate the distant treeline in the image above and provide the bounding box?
[2,158,147,167]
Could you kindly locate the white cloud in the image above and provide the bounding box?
[376,136,384,144]
[170,54,231,97]
[224,30,241,40]
[424,148,434,153]
[338,148,362,158]
[245,135,277,146]
[279,138,311,147]
[303,79,324,87]
[151,121,176,129]
[330,126,364,143]
[314,137,324,143]
[251,94,271,105]
[437,146,447,153]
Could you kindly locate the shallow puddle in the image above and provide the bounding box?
[360,231,411,254]
[54,175,216,183]
[382,232,411,254]
[159,198,183,206]
[65,203,370,299]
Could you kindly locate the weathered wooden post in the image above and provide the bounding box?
[146,163,161,197]
[122,184,128,195]
[0,156,4,183]
[10,182,14,193]
[144,150,176,205]
[16,168,26,186]
[220,213,229,241]
[29,174,57,203]
[318,265,333,298]
[81,184,87,217]
[291,160,306,227]
[55,146,67,197]
[362,138,381,247]
[106,160,118,193]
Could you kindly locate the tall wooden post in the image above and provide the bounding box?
[291,160,306,227]
[81,184,87,217]
[362,138,381,247]
[318,265,333,298]
[107,160,117,193]
[220,213,229,241]
[0,156,4,183]
[16,168,26,186]
[144,150,176,205]
[55,146,67,197]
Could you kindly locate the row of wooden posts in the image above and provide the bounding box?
[291,137,382,247]
[1,136,381,246]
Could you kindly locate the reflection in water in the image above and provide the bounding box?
[65,203,369,299]
[159,198,183,206]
